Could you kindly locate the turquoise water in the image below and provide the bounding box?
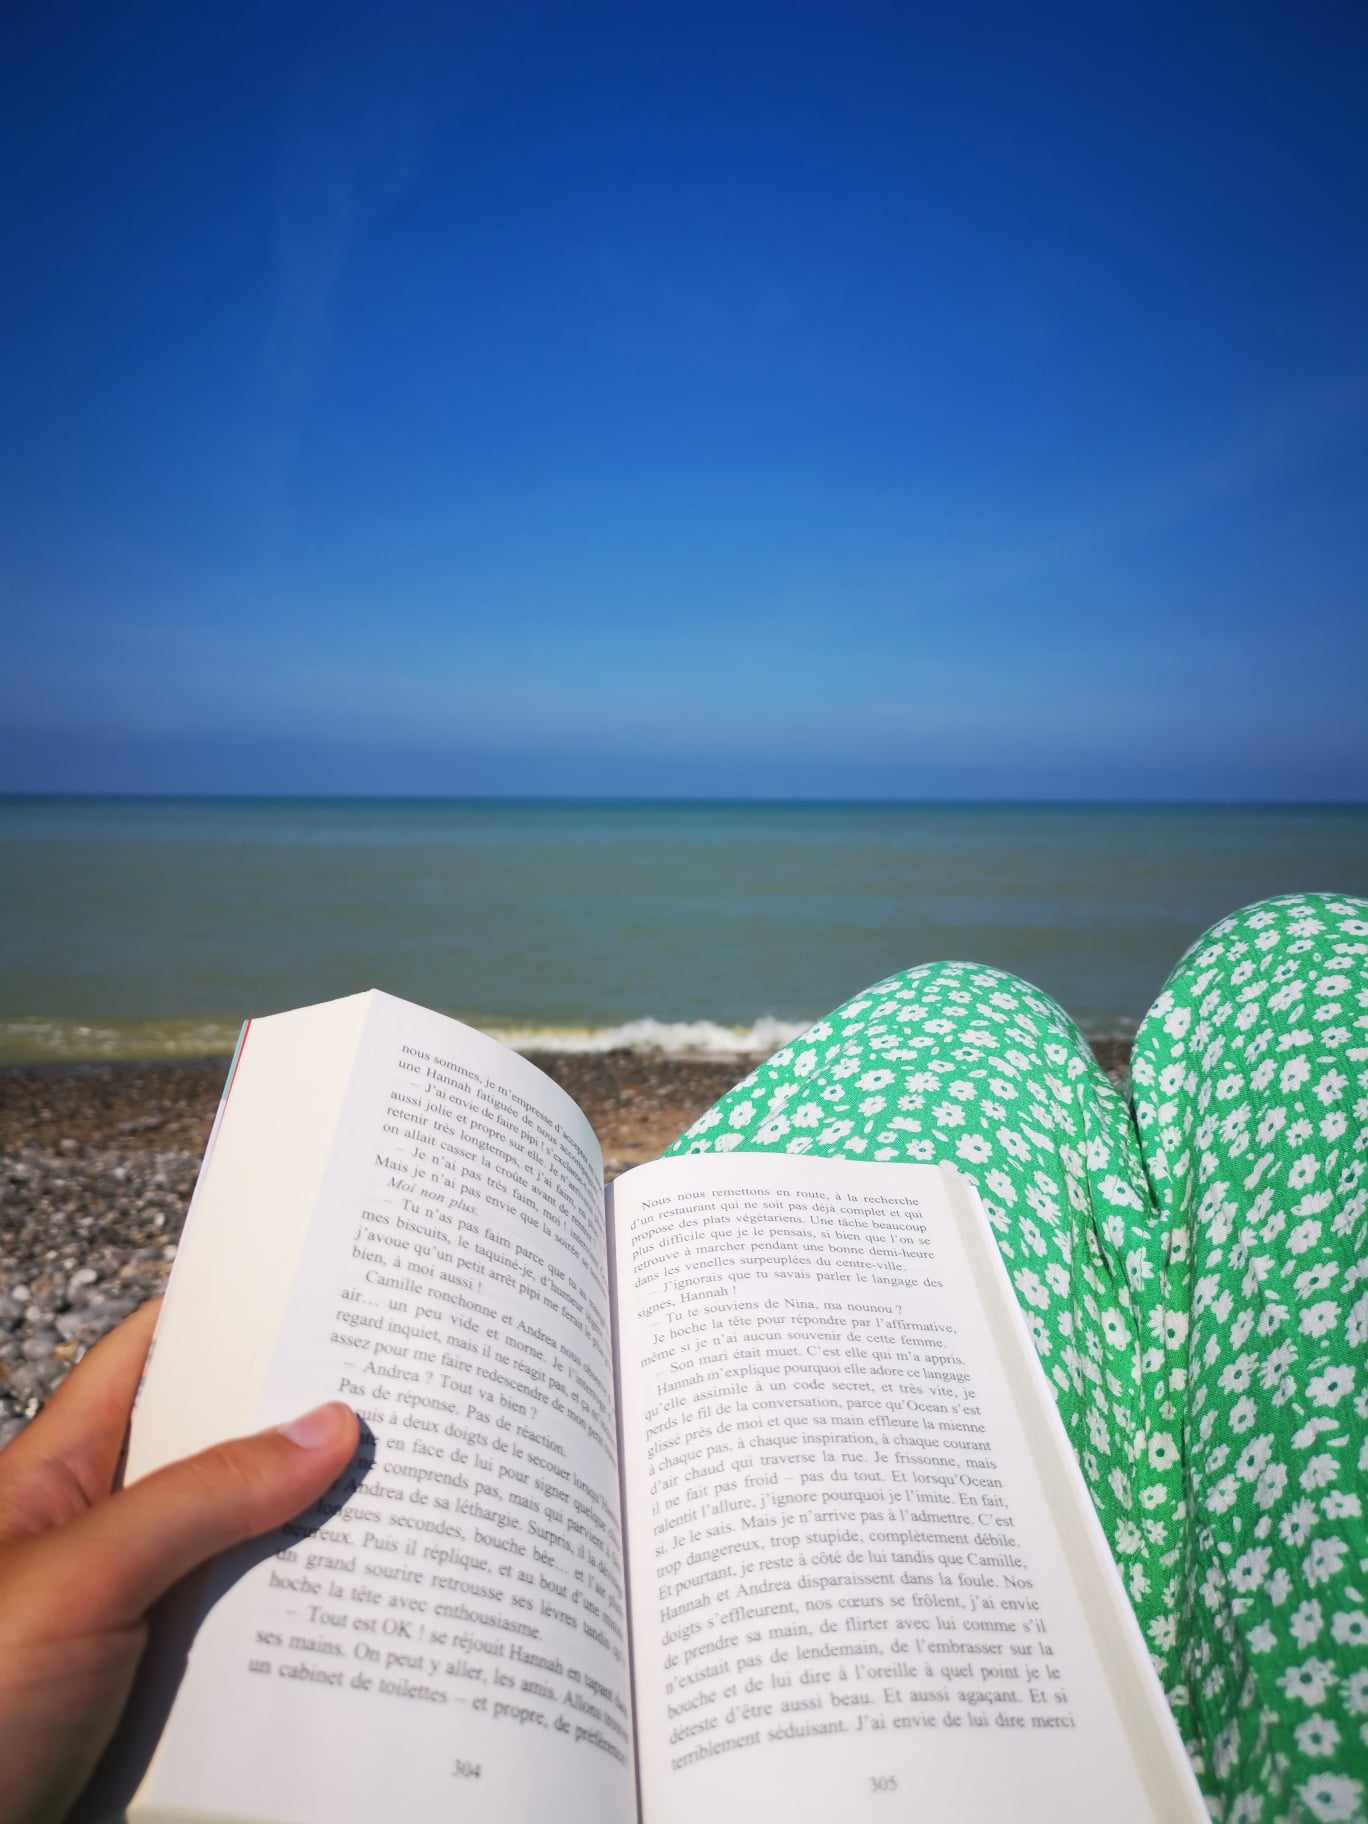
[2,797,1366,1061]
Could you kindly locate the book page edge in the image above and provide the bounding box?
[937,1162,1208,1821]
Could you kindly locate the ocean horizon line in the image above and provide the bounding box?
[4,791,1367,811]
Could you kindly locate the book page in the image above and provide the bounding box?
[610,1154,1205,1824]
[120,993,635,1824]
[122,997,372,1477]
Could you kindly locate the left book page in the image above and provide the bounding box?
[102,991,635,1824]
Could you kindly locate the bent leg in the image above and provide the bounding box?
[666,962,1189,1692]
[1130,894,1367,1822]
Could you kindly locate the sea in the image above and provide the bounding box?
[2,797,1366,1064]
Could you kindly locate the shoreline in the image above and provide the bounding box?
[0,1037,1132,1162]
[0,1011,1141,1070]
[0,1040,1131,1443]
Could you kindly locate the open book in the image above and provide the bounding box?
[100,991,1206,1823]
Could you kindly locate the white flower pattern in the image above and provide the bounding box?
[668,894,1367,1821]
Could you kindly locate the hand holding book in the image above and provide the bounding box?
[0,1304,356,1824]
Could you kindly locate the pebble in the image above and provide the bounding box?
[0,1125,200,1444]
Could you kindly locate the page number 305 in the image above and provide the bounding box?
[871,1776,898,1794]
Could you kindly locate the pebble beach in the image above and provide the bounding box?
[0,1039,1131,1446]
[0,1049,755,1445]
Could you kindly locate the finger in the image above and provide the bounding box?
[2,1402,359,1639]
[0,1302,161,1539]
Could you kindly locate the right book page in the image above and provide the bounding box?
[609,1154,1207,1824]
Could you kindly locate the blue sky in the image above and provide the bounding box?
[3,1,1366,799]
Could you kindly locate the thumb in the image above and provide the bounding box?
[5,1403,359,1639]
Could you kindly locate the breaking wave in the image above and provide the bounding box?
[491,1016,809,1058]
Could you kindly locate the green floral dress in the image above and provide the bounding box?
[666,894,1367,1823]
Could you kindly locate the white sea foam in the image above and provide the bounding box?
[489,1015,810,1059]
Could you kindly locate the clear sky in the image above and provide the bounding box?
[4,1,1366,799]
